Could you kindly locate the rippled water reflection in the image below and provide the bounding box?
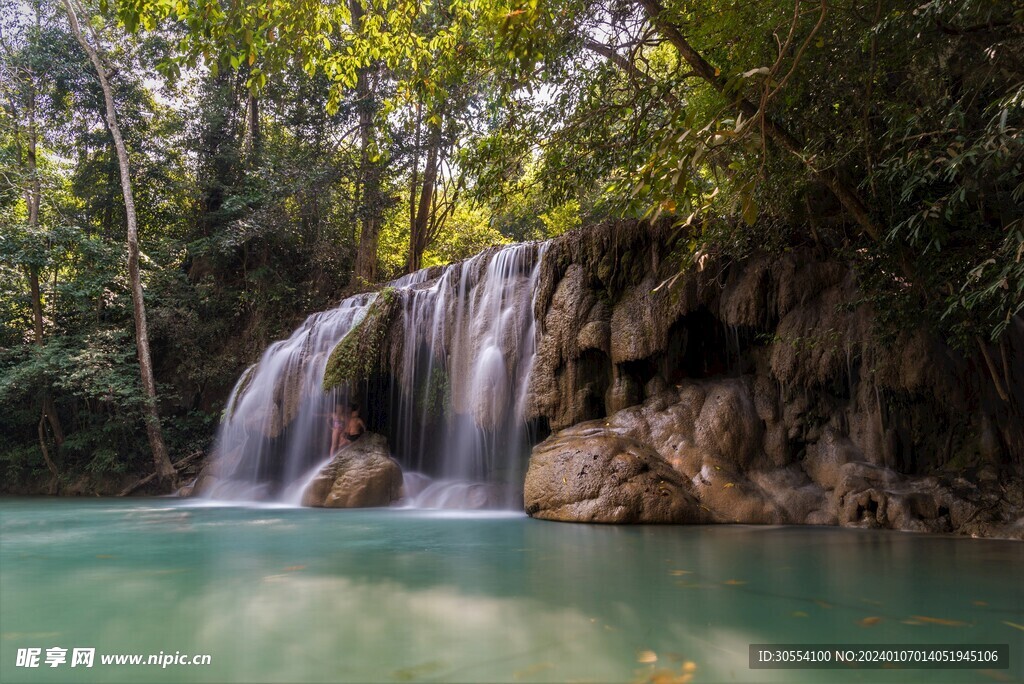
[1,499,1021,682]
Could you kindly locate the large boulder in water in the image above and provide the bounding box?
[525,429,710,523]
[301,433,403,508]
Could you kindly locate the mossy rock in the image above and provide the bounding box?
[323,287,399,390]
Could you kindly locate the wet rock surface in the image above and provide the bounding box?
[519,222,1023,537]
[525,430,709,523]
[301,433,403,508]
[526,380,1024,538]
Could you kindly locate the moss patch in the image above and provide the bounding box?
[322,287,399,390]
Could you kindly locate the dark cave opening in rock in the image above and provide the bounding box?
[577,348,613,422]
[665,309,757,381]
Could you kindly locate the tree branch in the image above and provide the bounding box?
[636,0,881,242]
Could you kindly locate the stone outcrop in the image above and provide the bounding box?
[519,221,1024,537]
[301,433,403,508]
[525,429,710,523]
[525,380,1024,538]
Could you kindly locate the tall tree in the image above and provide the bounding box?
[407,117,442,273]
[60,0,176,483]
[350,0,383,284]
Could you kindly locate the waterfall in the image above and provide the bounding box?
[201,242,548,509]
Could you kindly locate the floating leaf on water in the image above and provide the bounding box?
[858,616,882,627]
[637,650,658,663]
[792,611,809,618]
[1002,621,1024,632]
[656,670,682,684]
[911,615,968,627]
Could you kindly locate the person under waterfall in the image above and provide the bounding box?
[329,403,366,455]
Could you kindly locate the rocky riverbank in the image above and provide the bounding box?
[518,222,1024,538]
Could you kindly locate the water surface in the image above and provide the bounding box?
[1,499,1021,683]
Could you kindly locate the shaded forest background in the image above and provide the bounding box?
[1,0,1021,492]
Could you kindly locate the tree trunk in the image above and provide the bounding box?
[351,0,382,284]
[245,91,261,157]
[62,0,177,483]
[28,266,45,342]
[407,102,422,273]
[408,121,442,273]
[636,0,880,242]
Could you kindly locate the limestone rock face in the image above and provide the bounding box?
[526,379,1024,538]
[515,222,1024,537]
[525,430,708,523]
[301,433,403,508]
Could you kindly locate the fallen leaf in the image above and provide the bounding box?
[1002,621,1024,632]
[911,615,968,627]
[723,482,735,488]
[645,668,675,684]
[858,616,882,627]
[637,650,658,663]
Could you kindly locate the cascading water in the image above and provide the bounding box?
[202,242,548,509]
